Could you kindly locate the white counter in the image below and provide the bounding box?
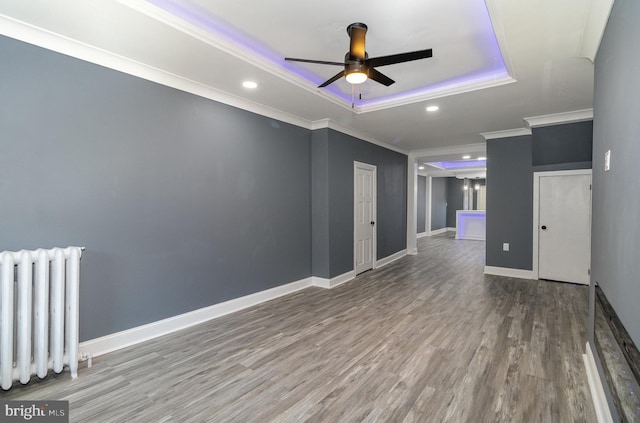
[455,210,486,241]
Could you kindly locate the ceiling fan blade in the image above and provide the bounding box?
[318,70,346,88]
[285,57,345,66]
[347,23,367,61]
[368,68,395,86]
[367,49,433,67]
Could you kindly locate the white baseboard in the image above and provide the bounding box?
[376,249,407,268]
[328,270,356,288]
[584,342,614,423]
[447,227,457,232]
[417,232,428,238]
[484,266,535,280]
[313,250,406,290]
[310,276,331,289]
[429,228,448,236]
[79,277,312,358]
[311,269,356,289]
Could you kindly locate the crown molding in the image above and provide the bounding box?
[410,142,486,159]
[524,108,594,128]
[480,127,532,140]
[311,119,409,155]
[484,0,518,80]
[1,12,411,154]
[578,0,614,63]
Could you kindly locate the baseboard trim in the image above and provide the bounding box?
[376,249,407,268]
[429,228,448,236]
[311,269,356,289]
[484,266,535,280]
[584,342,613,423]
[79,277,312,358]
[456,235,486,241]
[417,232,428,238]
[310,276,330,289]
[329,270,356,288]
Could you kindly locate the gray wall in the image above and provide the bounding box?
[0,36,312,341]
[486,135,534,270]
[417,176,427,233]
[320,129,407,278]
[431,178,447,231]
[591,0,640,348]
[486,122,593,270]
[446,178,465,228]
[311,130,330,278]
[1,36,408,341]
[532,121,593,168]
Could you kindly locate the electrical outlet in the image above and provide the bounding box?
[503,243,510,252]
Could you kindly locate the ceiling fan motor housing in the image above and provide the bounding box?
[347,23,368,60]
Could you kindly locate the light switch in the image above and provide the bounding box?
[503,243,510,252]
[605,150,611,172]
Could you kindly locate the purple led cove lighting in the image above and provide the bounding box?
[359,0,508,107]
[147,0,341,92]
[359,67,510,107]
[146,0,508,106]
[428,160,486,170]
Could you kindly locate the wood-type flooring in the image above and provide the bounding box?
[2,234,596,422]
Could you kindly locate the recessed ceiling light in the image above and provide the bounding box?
[242,81,258,89]
[462,155,471,159]
[478,156,486,160]
[418,166,425,170]
[426,105,439,112]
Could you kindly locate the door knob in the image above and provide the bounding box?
[370,221,375,225]
[541,225,547,230]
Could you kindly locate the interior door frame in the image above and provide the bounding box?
[354,161,377,272]
[532,169,592,281]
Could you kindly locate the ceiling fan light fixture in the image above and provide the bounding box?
[346,71,367,84]
[284,22,432,89]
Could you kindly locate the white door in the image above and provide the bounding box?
[354,162,376,275]
[538,172,591,284]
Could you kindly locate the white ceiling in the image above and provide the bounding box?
[0,0,602,162]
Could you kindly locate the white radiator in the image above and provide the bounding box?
[0,246,83,390]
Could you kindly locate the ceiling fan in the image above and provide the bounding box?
[285,23,433,88]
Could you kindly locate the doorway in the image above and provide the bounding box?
[533,169,592,284]
[354,162,377,275]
